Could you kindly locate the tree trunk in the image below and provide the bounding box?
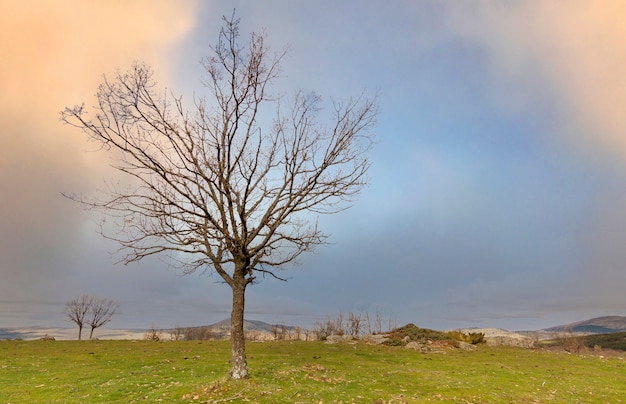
[78,325,83,341]
[89,327,95,340]
[229,281,248,379]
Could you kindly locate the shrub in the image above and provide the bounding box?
[384,323,452,346]
[558,333,583,353]
[144,326,162,341]
[445,330,485,345]
[383,324,485,346]
[467,332,485,344]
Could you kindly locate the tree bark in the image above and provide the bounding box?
[78,326,83,341]
[229,280,248,379]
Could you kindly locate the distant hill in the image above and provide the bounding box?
[1,320,294,341]
[179,319,296,340]
[206,318,295,333]
[544,316,626,333]
[0,328,35,340]
[0,327,145,340]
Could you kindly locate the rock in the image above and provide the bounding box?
[325,334,356,344]
[484,335,535,348]
[456,341,476,351]
[362,334,389,345]
[405,341,427,352]
[404,341,446,353]
[325,335,342,343]
[458,328,535,348]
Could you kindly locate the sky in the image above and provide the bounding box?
[2,0,626,333]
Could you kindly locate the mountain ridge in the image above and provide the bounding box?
[203,318,295,333]
[543,315,626,333]
[4,315,626,340]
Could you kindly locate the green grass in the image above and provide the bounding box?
[1,340,625,403]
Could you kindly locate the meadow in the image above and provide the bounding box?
[1,339,625,403]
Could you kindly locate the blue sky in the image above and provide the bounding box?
[2,1,626,332]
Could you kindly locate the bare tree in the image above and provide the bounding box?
[169,325,186,341]
[347,311,364,337]
[144,324,162,341]
[293,326,303,341]
[374,307,384,334]
[87,297,119,339]
[64,294,119,340]
[64,295,91,340]
[61,14,376,379]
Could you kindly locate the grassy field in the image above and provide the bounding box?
[1,339,625,403]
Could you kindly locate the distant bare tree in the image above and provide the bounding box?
[270,324,289,340]
[334,312,346,336]
[271,324,280,340]
[87,297,119,339]
[144,325,162,341]
[313,314,347,339]
[64,295,119,340]
[61,14,376,379]
[312,320,331,340]
[64,295,91,340]
[293,326,303,341]
[169,326,186,341]
[347,311,364,337]
[374,308,384,334]
[559,329,583,353]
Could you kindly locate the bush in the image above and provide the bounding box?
[383,324,484,346]
[144,326,162,341]
[580,332,626,351]
[384,324,451,346]
[446,330,484,345]
[467,332,485,344]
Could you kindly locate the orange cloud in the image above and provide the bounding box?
[448,0,626,161]
[0,1,197,264]
[1,1,197,112]
[0,0,197,174]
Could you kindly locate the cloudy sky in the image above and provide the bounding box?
[3,0,626,333]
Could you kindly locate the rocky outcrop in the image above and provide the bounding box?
[458,328,535,348]
[361,334,390,345]
[456,341,477,351]
[325,334,356,343]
